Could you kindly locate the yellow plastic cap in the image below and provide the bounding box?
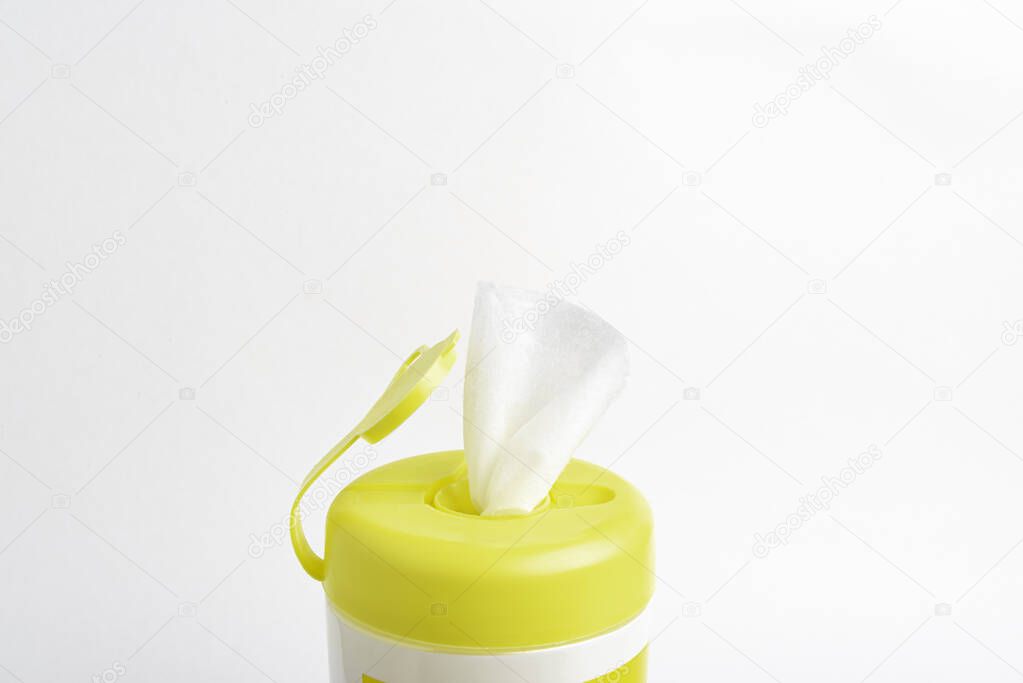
[323,451,655,651]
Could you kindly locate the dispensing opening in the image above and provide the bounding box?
[430,477,617,518]
[431,479,551,518]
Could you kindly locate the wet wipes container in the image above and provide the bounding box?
[291,322,654,682]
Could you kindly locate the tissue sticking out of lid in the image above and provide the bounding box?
[462,282,628,516]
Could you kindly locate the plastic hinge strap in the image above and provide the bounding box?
[290,428,361,581]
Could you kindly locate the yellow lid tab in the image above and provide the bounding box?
[290,331,459,581]
[357,329,459,443]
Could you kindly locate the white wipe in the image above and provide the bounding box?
[463,283,629,516]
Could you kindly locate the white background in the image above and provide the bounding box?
[2,0,1023,681]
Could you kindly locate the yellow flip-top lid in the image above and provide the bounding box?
[290,331,654,651]
[326,451,654,651]
[290,331,459,580]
